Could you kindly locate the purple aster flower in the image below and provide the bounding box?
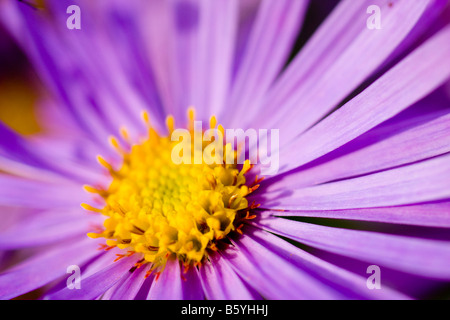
[0,0,450,301]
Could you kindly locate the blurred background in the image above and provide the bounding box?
[0,0,341,138]
[0,23,41,135]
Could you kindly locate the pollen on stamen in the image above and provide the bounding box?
[81,203,102,213]
[96,155,113,171]
[120,127,130,144]
[209,115,217,130]
[109,136,125,155]
[166,115,175,134]
[83,108,261,277]
[187,107,195,130]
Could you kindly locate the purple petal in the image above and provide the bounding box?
[245,225,410,299]
[0,123,86,182]
[0,210,93,249]
[0,119,104,185]
[265,201,450,228]
[198,252,261,300]
[0,238,100,300]
[224,0,309,127]
[221,233,347,299]
[147,259,183,300]
[46,256,137,300]
[181,265,205,300]
[268,24,450,176]
[254,0,447,138]
[255,215,450,279]
[108,263,151,300]
[146,259,205,300]
[2,0,162,142]
[260,154,450,210]
[0,175,88,209]
[266,104,450,191]
[167,0,238,121]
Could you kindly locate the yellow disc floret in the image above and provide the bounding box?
[84,109,258,275]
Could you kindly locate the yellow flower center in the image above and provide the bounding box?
[82,109,260,276]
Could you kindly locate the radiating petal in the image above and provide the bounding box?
[252,0,447,138]
[246,225,410,299]
[0,175,87,209]
[46,257,136,300]
[0,238,100,300]
[224,0,309,127]
[147,259,183,300]
[267,105,450,191]
[221,233,347,299]
[264,201,450,228]
[199,252,261,300]
[167,0,238,121]
[0,211,92,249]
[108,264,151,300]
[266,24,450,176]
[255,215,450,279]
[259,154,450,210]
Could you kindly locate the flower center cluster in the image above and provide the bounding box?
[84,110,259,275]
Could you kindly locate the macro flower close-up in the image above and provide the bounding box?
[0,0,450,301]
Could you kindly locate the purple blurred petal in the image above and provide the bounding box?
[231,0,261,79]
[0,210,92,249]
[166,0,238,121]
[0,175,87,209]
[224,0,308,127]
[1,0,163,142]
[0,238,100,300]
[0,123,90,182]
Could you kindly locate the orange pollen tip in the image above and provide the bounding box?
[245,211,257,220]
[98,244,115,251]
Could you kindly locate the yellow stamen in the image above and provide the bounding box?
[210,115,217,129]
[81,203,102,213]
[83,185,108,197]
[141,111,150,127]
[120,127,130,143]
[166,115,175,134]
[188,107,195,130]
[109,136,124,155]
[96,155,113,171]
